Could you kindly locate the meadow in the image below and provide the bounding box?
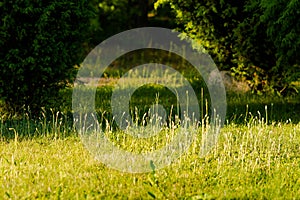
[0,67,300,199]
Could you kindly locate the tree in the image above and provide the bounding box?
[87,0,176,48]
[87,0,150,46]
[0,0,91,116]
[155,0,300,94]
[260,0,300,91]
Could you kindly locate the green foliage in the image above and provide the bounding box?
[88,0,150,45]
[87,0,175,47]
[234,0,300,94]
[0,0,91,115]
[155,0,245,69]
[260,0,300,90]
[155,0,300,94]
[261,0,300,66]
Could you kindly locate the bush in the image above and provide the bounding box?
[155,0,300,94]
[0,0,91,116]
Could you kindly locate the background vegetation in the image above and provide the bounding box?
[0,0,92,115]
[156,0,300,94]
[0,0,300,199]
[1,0,300,114]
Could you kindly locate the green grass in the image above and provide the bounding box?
[1,70,300,198]
[0,120,299,199]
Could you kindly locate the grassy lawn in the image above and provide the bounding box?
[1,69,300,199]
[0,122,299,199]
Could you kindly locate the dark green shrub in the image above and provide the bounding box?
[155,0,300,94]
[0,0,91,116]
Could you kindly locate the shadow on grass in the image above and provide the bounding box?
[1,86,299,140]
[226,92,300,124]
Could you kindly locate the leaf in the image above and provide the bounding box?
[150,160,156,171]
[148,191,156,199]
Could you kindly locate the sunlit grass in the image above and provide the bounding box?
[1,69,300,198]
[0,116,299,199]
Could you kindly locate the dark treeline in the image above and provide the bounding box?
[0,0,299,116]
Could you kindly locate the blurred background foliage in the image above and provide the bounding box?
[86,0,176,48]
[0,0,300,116]
[0,0,92,116]
[155,0,300,95]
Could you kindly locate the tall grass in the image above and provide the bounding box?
[0,109,75,141]
[0,65,299,198]
[0,107,299,199]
